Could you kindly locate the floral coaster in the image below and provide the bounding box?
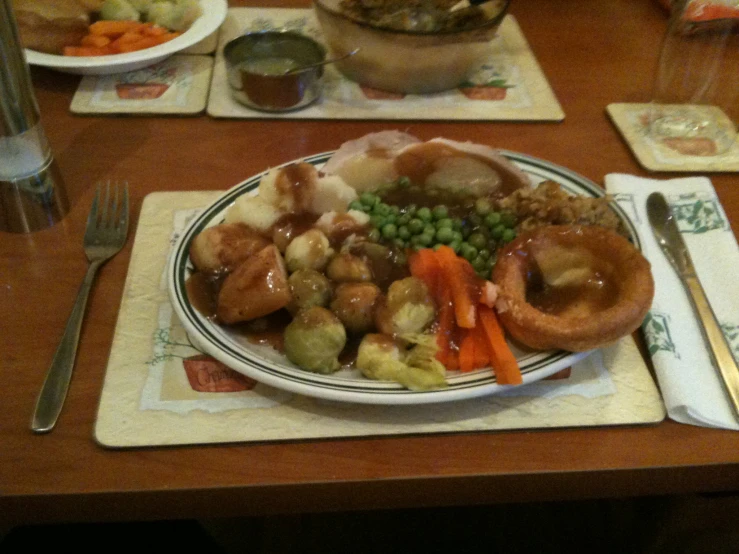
[206,8,564,121]
[70,55,214,115]
[93,191,665,448]
[607,103,739,172]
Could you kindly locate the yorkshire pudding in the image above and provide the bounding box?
[492,225,654,352]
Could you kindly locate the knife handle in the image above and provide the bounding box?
[684,275,739,419]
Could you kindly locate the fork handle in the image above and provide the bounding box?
[31,260,103,433]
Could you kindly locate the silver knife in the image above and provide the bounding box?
[647,192,739,420]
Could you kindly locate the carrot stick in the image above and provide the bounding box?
[458,328,477,372]
[435,245,476,329]
[409,248,441,299]
[115,36,162,53]
[478,305,522,385]
[471,321,490,369]
[434,285,456,368]
[89,20,146,37]
[81,34,111,48]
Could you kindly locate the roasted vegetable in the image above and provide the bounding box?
[283,307,347,374]
[330,282,381,334]
[374,276,435,336]
[284,229,334,273]
[325,251,372,282]
[287,269,333,315]
[356,333,446,391]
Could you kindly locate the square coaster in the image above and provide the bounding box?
[607,103,739,172]
[207,8,564,121]
[71,55,214,116]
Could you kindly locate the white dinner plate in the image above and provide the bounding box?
[23,0,227,75]
[167,150,641,405]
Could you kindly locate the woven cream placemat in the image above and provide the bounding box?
[206,8,564,121]
[94,191,665,448]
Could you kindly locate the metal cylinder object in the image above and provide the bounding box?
[0,0,68,233]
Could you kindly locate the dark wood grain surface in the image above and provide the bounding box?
[2,0,738,526]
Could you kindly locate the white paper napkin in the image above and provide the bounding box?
[604,174,739,430]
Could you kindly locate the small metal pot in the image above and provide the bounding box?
[224,31,326,112]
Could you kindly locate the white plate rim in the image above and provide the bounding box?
[24,0,227,73]
[167,150,641,405]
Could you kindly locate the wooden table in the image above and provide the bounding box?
[2,0,738,527]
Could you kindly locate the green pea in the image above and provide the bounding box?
[416,207,432,222]
[468,232,487,250]
[468,213,482,227]
[348,200,363,211]
[370,215,387,229]
[374,203,391,216]
[475,198,492,216]
[432,205,449,220]
[478,248,491,261]
[437,218,454,229]
[397,214,411,226]
[449,239,462,254]
[418,233,434,247]
[435,226,455,244]
[382,223,398,240]
[502,228,517,243]
[423,224,436,236]
[393,238,406,249]
[472,256,487,273]
[389,205,400,216]
[410,235,423,247]
[398,226,411,240]
[500,211,517,228]
[460,243,478,261]
[360,192,378,207]
[451,230,463,243]
[408,218,425,235]
[491,224,506,240]
[484,212,502,228]
[452,218,464,230]
[405,204,418,216]
[384,214,397,225]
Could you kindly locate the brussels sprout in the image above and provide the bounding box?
[100,0,140,20]
[287,269,333,315]
[330,282,381,334]
[284,229,334,273]
[356,334,446,391]
[283,307,346,374]
[325,252,372,283]
[374,277,436,336]
[147,0,201,31]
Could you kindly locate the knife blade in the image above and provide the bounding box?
[647,192,739,420]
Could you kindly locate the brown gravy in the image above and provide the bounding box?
[525,264,619,317]
[393,142,522,197]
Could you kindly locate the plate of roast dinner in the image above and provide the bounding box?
[167,131,655,405]
[16,0,227,75]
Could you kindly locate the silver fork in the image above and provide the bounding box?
[31,182,129,434]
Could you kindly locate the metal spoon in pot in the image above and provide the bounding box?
[284,48,360,75]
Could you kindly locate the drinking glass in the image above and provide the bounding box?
[649,1,739,156]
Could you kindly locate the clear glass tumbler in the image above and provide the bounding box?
[649,1,739,156]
